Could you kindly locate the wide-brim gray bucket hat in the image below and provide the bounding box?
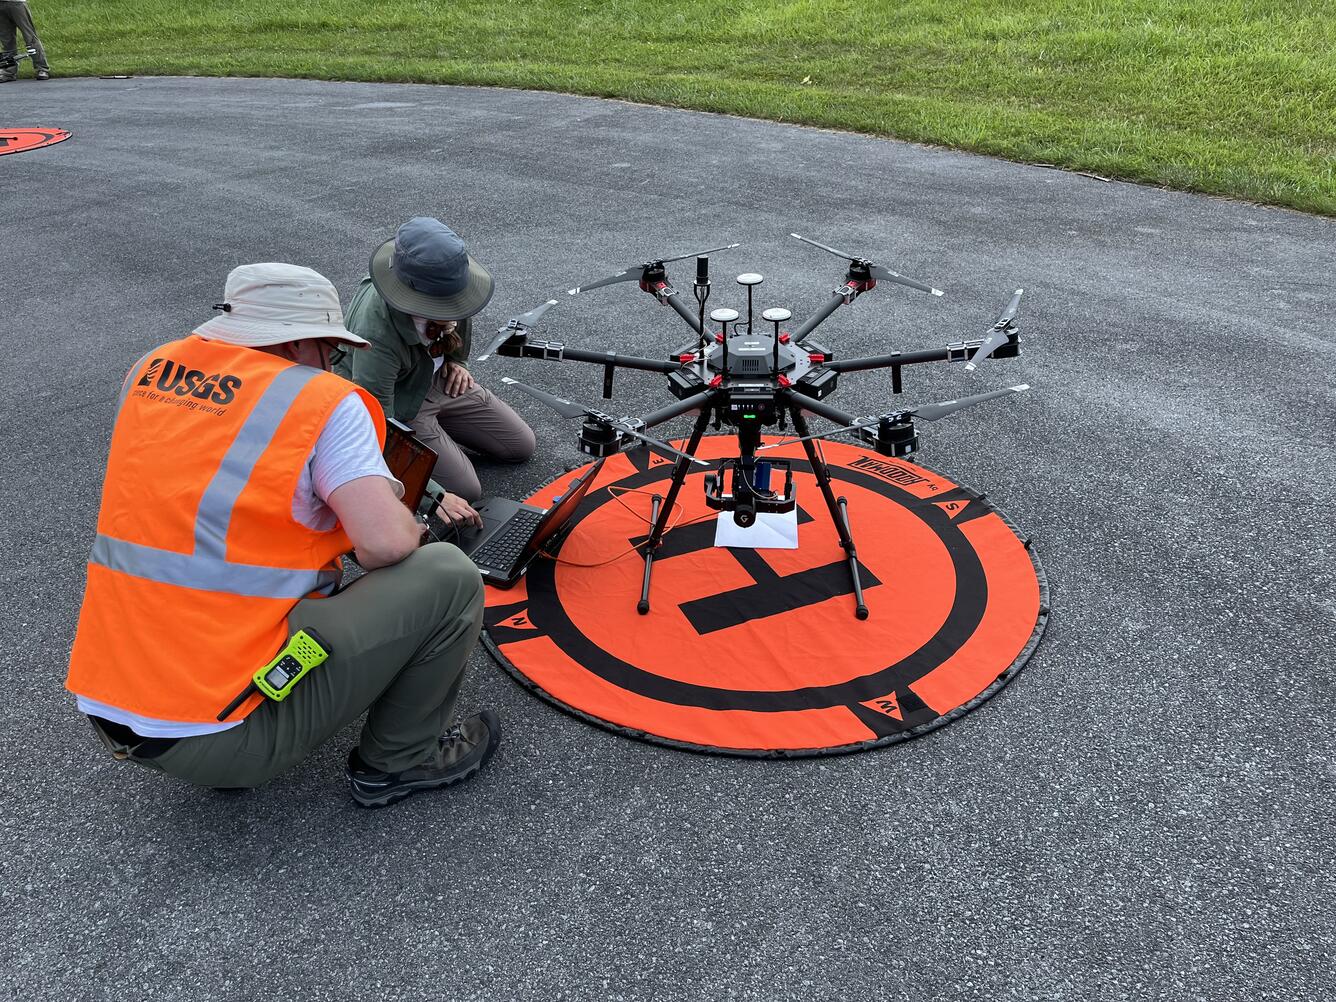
[369,216,495,322]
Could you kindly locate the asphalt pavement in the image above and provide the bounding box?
[1,77,1333,1001]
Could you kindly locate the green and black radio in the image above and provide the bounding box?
[216,629,332,722]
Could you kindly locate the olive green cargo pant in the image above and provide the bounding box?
[126,543,484,787]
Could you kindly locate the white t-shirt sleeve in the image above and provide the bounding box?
[292,392,403,530]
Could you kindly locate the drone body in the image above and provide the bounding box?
[488,234,1031,618]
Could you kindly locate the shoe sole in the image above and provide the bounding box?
[348,713,501,809]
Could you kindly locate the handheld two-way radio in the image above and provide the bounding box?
[216,629,332,722]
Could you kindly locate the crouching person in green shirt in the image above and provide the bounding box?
[337,217,537,521]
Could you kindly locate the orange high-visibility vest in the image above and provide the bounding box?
[66,335,386,723]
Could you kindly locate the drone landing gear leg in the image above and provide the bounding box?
[637,495,663,615]
[836,497,868,619]
[789,406,870,620]
[637,406,714,615]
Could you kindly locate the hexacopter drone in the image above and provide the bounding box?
[481,233,1030,620]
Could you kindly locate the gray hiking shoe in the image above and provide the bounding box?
[345,710,501,809]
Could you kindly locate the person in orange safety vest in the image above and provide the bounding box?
[66,262,500,808]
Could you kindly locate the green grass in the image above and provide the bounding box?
[39,0,1336,214]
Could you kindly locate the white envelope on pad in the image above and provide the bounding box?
[713,509,799,549]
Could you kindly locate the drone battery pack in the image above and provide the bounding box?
[667,369,706,400]
[794,367,838,400]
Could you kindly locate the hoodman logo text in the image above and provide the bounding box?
[133,358,243,415]
[848,455,927,487]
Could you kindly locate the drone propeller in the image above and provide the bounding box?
[499,376,586,418]
[758,384,1030,450]
[500,377,708,467]
[509,298,559,329]
[964,289,1024,373]
[790,233,944,297]
[476,299,558,361]
[910,383,1030,420]
[567,243,741,296]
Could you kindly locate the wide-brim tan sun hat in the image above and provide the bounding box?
[195,262,371,349]
[368,216,495,322]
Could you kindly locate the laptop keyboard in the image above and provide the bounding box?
[473,509,545,570]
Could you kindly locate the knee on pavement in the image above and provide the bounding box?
[494,424,538,464]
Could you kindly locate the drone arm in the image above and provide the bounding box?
[793,292,847,345]
[509,339,681,374]
[663,288,706,335]
[783,389,858,427]
[561,345,681,373]
[825,350,915,374]
[638,389,717,430]
[825,338,1003,374]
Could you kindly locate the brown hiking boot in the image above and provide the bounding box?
[345,710,501,808]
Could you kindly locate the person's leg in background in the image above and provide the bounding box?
[2,2,49,78]
[0,4,19,82]
[411,368,537,502]
[411,371,484,500]
[146,544,488,795]
[435,379,537,468]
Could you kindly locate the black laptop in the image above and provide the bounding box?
[383,420,602,587]
[440,459,603,587]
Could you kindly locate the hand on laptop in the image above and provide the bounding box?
[435,492,484,530]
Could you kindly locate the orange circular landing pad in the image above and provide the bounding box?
[0,128,71,156]
[483,436,1048,756]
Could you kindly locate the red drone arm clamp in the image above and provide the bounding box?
[639,277,675,304]
[839,276,877,305]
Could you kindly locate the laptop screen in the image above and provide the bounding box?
[382,419,437,512]
[526,458,606,555]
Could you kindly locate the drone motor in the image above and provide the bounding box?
[860,416,920,458]
[578,417,623,458]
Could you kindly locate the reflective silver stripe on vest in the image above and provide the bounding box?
[194,365,322,557]
[92,363,338,600]
[91,535,339,600]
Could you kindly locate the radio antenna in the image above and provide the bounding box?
[693,257,711,372]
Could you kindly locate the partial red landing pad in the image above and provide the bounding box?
[0,128,70,156]
[483,436,1048,756]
